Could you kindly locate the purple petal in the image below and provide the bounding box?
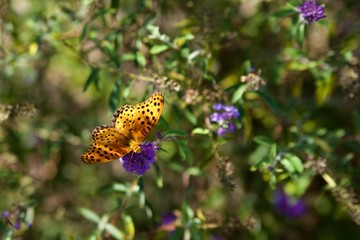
[212,103,223,111]
[298,0,326,23]
[120,142,157,175]
[274,188,307,218]
[162,213,177,225]
[210,113,222,122]
[228,123,236,133]
[2,211,9,218]
[217,127,227,136]
[14,221,21,230]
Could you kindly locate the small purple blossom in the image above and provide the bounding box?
[120,142,158,175]
[217,127,227,136]
[228,123,236,133]
[209,112,221,122]
[2,210,10,218]
[159,212,177,234]
[162,212,177,225]
[298,0,326,24]
[274,188,307,218]
[13,221,21,230]
[213,103,223,111]
[210,103,240,136]
[156,130,164,140]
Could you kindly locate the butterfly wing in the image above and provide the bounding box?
[133,92,164,143]
[111,105,137,131]
[111,92,164,144]
[81,125,132,164]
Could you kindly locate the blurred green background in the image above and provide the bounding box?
[1,0,360,239]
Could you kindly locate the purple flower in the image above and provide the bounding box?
[13,221,21,230]
[217,127,227,137]
[228,123,236,133]
[156,130,164,140]
[210,103,240,136]
[162,213,177,225]
[159,212,177,234]
[120,142,158,175]
[274,188,307,218]
[298,0,326,24]
[213,103,223,111]
[2,205,33,230]
[209,113,221,122]
[2,211,10,218]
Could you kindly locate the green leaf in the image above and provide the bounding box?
[181,201,194,219]
[242,59,252,74]
[296,23,305,47]
[269,173,277,189]
[184,108,197,125]
[111,183,129,192]
[80,23,89,41]
[121,53,136,61]
[188,49,203,62]
[168,162,185,172]
[83,67,100,92]
[169,228,184,240]
[91,8,116,20]
[78,208,100,223]
[254,135,274,146]
[136,52,146,67]
[185,167,202,176]
[121,213,134,238]
[280,158,295,173]
[105,223,124,240]
[191,128,210,135]
[153,162,163,188]
[150,44,169,54]
[257,91,283,116]
[1,227,12,240]
[174,34,194,47]
[286,154,304,173]
[25,207,35,226]
[177,140,192,163]
[109,77,122,112]
[189,228,202,240]
[158,115,170,129]
[269,144,277,161]
[271,4,297,17]
[163,129,188,138]
[231,84,247,104]
[98,214,110,231]
[144,200,156,226]
[138,177,145,208]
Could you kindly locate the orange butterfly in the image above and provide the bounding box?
[81,92,164,164]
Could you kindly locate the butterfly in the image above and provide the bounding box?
[81,92,164,164]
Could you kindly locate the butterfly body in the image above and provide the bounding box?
[81,92,164,164]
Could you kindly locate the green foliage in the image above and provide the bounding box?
[1,0,360,239]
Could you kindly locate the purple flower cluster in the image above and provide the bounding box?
[274,188,307,218]
[2,205,32,230]
[120,142,159,175]
[298,0,326,24]
[210,103,240,136]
